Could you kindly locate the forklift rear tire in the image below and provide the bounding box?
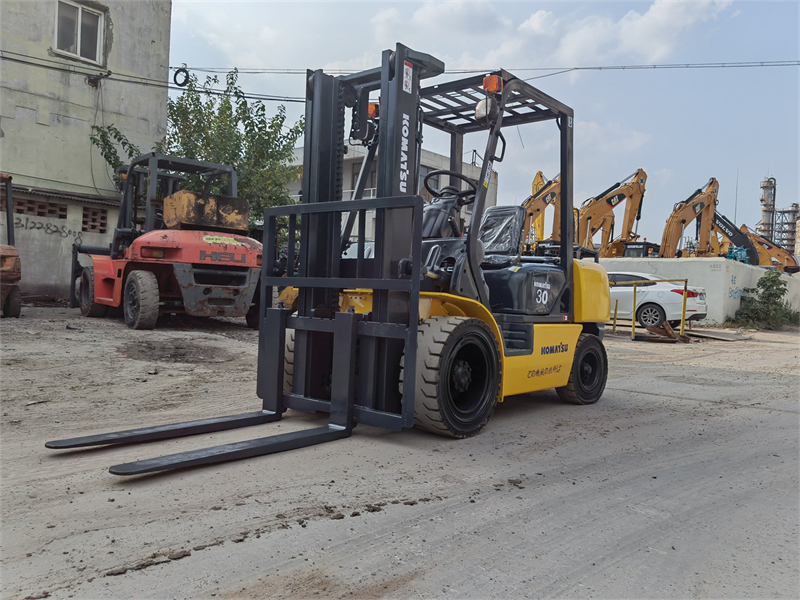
[556,333,607,405]
[283,329,295,396]
[2,286,21,318]
[406,316,501,438]
[79,267,107,318]
[123,270,159,330]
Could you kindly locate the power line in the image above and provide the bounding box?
[0,51,304,103]
[174,60,800,76]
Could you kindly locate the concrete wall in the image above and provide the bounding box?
[1,193,118,296]
[0,0,171,297]
[1,0,171,196]
[600,257,800,325]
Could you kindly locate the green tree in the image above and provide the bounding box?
[161,68,303,226]
[89,124,142,188]
[90,68,304,227]
[729,270,800,329]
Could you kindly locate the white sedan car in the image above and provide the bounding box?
[607,271,707,328]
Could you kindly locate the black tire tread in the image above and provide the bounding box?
[556,333,608,405]
[80,267,107,318]
[3,286,21,318]
[124,270,159,330]
[403,316,501,438]
[283,329,295,396]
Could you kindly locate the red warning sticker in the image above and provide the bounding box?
[403,60,413,94]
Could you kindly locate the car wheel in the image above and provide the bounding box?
[637,303,666,328]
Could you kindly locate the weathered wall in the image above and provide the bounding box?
[0,0,171,297]
[0,0,171,196]
[1,194,119,297]
[600,257,800,324]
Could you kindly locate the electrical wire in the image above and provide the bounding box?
[175,60,800,76]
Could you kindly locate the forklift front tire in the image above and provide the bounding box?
[79,267,108,318]
[407,316,501,438]
[3,286,22,318]
[556,333,607,405]
[123,270,159,330]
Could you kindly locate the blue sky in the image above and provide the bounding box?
[170,1,799,244]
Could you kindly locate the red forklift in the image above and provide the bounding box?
[70,154,263,329]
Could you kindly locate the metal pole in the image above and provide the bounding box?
[680,279,688,337]
[631,283,637,340]
[3,174,14,247]
[612,299,618,333]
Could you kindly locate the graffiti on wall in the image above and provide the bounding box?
[13,216,83,245]
[728,274,743,300]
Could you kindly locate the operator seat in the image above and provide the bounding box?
[477,205,526,269]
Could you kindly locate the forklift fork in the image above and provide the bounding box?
[46,308,360,475]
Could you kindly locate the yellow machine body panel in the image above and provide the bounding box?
[502,324,581,396]
[163,189,250,235]
[573,259,611,323]
[340,285,606,400]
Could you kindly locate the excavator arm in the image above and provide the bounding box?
[521,172,560,251]
[658,178,718,258]
[741,224,800,273]
[578,169,647,254]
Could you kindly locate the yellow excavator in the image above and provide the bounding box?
[521,172,581,255]
[590,169,648,258]
[739,225,800,273]
[521,171,558,253]
[658,178,718,258]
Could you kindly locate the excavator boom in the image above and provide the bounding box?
[658,178,718,258]
[578,169,647,256]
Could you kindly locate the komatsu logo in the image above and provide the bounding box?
[541,342,568,355]
[399,113,410,193]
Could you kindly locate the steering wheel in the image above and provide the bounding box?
[423,170,478,204]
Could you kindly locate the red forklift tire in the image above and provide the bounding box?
[123,270,160,330]
[556,333,607,405]
[2,286,22,318]
[404,316,501,438]
[79,267,108,318]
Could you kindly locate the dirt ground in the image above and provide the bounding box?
[1,307,798,600]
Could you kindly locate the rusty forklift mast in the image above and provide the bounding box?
[46,44,606,475]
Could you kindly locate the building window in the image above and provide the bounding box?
[1,197,68,219]
[55,1,103,63]
[82,207,107,233]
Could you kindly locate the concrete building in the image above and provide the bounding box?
[0,0,171,297]
[287,143,498,239]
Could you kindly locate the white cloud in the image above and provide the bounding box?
[519,10,558,36]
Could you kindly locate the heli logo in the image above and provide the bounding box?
[399,113,410,193]
[199,251,246,263]
[541,342,568,355]
[693,202,705,215]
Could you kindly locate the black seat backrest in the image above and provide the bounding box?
[478,205,526,268]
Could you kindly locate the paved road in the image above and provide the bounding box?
[1,310,797,599]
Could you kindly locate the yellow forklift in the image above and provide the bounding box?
[47,44,611,474]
